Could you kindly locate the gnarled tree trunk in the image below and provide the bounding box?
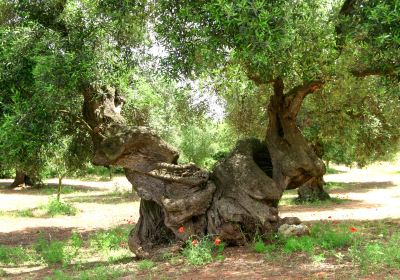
[82,80,326,257]
[266,79,329,202]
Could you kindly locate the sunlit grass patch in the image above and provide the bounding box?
[40,186,83,195]
[0,199,78,218]
[349,232,400,273]
[89,226,131,252]
[137,259,156,271]
[326,167,346,174]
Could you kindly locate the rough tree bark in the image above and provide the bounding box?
[82,80,326,257]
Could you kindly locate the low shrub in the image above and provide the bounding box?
[42,199,77,217]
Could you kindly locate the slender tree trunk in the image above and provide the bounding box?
[108,167,113,180]
[57,176,63,201]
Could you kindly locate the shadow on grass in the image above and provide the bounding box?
[66,192,140,204]
[0,227,89,247]
[0,224,135,247]
[0,183,104,196]
[279,196,355,208]
[325,181,396,193]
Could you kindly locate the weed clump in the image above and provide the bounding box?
[41,199,77,217]
[182,236,225,266]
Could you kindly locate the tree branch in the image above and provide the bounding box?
[351,66,399,77]
[247,73,275,86]
[285,80,325,118]
[335,0,359,52]
[273,77,284,97]
[58,109,97,136]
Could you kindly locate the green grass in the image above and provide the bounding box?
[349,232,400,273]
[251,239,269,253]
[15,209,35,217]
[0,199,78,218]
[40,186,86,195]
[326,167,346,174]
[273,223,353,255]
[0,245,37,265]
[137,260,156,270]
[45,266,127,280]
[2,222,400,278]
[89,226,130,252]
[279,196,349,207]
[324,181,352,191]
[260,220,400,276]
[182,238,213,266]
[35,232,82,265]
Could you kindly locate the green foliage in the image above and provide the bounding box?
[156,0,337,84]
[122,74,236,168]
[15,209,34,217]
[40,199,78,217]
[0,245,36,265]
[340,0,400,76]
[302,75,400,166]
[0,0,149,181]
[155,0,400,166]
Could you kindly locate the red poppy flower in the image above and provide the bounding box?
[192,239,197,246]
[214,238,221,246]
[178,226,185,233]
[349,227,357,233]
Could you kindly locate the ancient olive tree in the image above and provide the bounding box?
[2,0,398,258]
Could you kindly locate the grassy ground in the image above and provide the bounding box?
[1,163,400,279]
[1,220,400,279]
